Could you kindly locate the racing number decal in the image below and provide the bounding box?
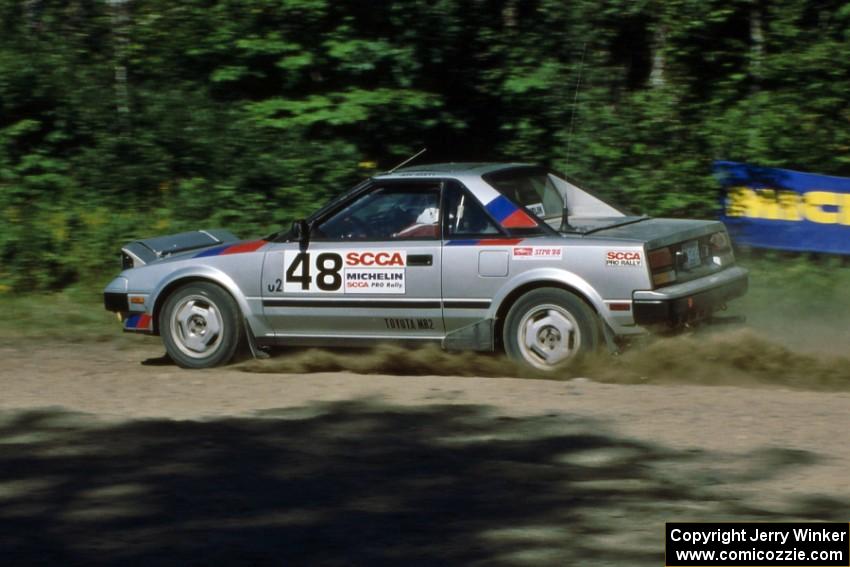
[283,252,345,293]
[316,253,343,291]
[282,250,406,294]
[285,252,313,290]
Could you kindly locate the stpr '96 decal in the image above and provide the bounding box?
[282,250,407,294]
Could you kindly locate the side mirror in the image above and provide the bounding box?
[292,219,311,247]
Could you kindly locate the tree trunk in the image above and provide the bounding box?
[108,0,131,118]
[750,2,764,88]
[649,24,666,88]
[24,0,40,31]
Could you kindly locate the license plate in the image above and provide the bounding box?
[681,240,701,269]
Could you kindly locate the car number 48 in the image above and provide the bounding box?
[279,251,344,293]
[273,249,408,295]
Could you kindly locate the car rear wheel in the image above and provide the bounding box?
[504,288,599,371]
[160,282,243,369]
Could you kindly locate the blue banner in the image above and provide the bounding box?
[715,161,850,255]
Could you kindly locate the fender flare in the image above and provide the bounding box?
[488,267,614,328]
[149,266,253,333]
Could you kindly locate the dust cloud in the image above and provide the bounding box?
[583,329,850,391]
[241,328,850,392]
[241,342,526,378]
[242,263,850,391]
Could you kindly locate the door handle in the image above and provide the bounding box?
[408,254,433,266]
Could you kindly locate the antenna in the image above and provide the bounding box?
[561,44,587,233]
[565,43,587,170]
[388,148,427,173]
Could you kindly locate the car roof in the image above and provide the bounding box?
[374,162,535,180]
[372,163,551,229]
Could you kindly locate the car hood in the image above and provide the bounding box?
[122,229,240,267]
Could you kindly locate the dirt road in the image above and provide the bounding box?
[1,341,847,565]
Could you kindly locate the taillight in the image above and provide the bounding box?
[709,231,735,268]
[710,231,730,252]
[648,247,673,269]
[648,246,676,287]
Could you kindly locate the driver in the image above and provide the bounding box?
[394,205,440,238]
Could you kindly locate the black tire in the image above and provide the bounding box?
[503,288,599,371]
[159,282,244,369]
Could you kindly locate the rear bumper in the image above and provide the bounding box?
[632,266,749,326]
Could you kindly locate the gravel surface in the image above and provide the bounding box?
[1,340,847,566]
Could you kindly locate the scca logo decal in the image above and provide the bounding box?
[606,251,641,261]
[346,251,406,267]
[606,250,642,267]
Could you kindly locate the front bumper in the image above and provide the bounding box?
[104,292,129,312]
[632,266,749,326]
[123,313,154,333]
[103,283,154,333]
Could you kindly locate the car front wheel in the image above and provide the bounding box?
[504,288,599,371]
[160,282,243,369]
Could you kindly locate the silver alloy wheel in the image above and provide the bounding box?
[516,303,581,369]
[169,294,224,359]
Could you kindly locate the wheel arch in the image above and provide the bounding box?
[150,269,249,335]
[492,274,607,348]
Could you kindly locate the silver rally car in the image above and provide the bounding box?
[103,163,748,370]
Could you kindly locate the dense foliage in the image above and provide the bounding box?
[1,0,848,290]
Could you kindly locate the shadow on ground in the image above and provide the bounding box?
[0,402,844,566]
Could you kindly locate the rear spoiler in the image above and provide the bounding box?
[121,229,239,267]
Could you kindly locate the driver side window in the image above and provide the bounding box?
[315,184,441,241]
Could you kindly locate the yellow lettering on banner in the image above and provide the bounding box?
[726,187,805,221]
[777,191,804,221]
[757,189,782,220]
[844,194,850,226]
[804,191,840,224]
[754,189,805,221]
[727,187,849,224]
[726,187,759,217]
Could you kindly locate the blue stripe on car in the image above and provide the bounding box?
[193,244,230,258]
[484,195,519,222]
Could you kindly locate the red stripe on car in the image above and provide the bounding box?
[500,209,539,228]
[221,240,267,255]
